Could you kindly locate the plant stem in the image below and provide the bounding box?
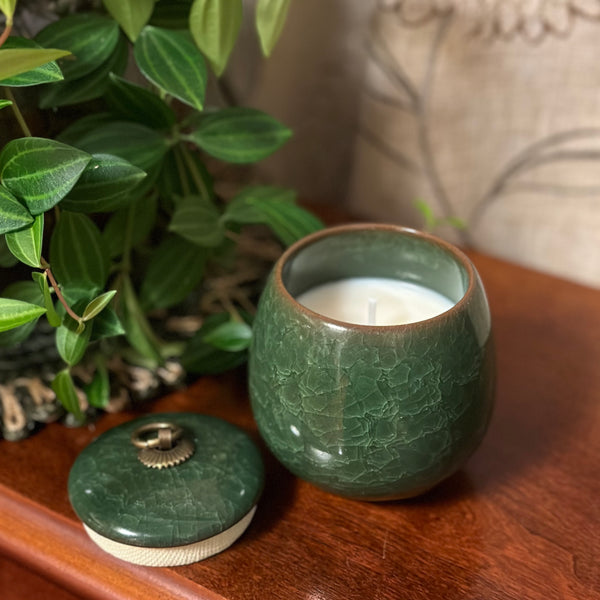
[173,145,191,197]
[181,146,210,201]
[121,202,136,273]
[0,21,12,49]
[119,190,157,274]
[218,291,242,323]
[45,267,82,322]
[3,87,32,137]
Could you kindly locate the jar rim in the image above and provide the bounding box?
[273,223,477,331]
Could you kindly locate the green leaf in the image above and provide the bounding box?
[73,121,169,171]
[444,216,467,230]
[125,160,162,204]
[103,192,158,258]
[187,107,292,163]
[2,281,44,304]
[414,199,436,231]
[140,235,207,310]
[58,286,99,310]
[203,319,252,351]
[0,0,17,21]
[90,306,124,341]
[56,315,91,366]
[0,185,34,234]
[84,362,110,408]
[0,48,70,82]
[224,184,294,221]
[38,34,128,109]
[255,0,290,57]
[181,313,249,374]
[157,149,185,205]
[0,138,91,215]
[158,148,213,205]
[82,290,116,322]
[0,297,46,332]
[0,236,17,267]
[105,73,176,129]
[56,113,116,146]
[5,213,44,268]
[51,369,83,419]
[31,271,61,327]
[149,0,190,28]
[119,275,162,363]
[0,100,12,110]
[189,0,242,77]
[60,154,146,213]
[134,26,207,110]
[0,281,44,346]
[224,185,324,245]
[257,203,324,246]
[50,211,109,288]
[0,38,64,87]
[35,13,120,81]
[104,0,155,42]
[169,195,224,247]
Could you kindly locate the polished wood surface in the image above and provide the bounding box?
[0,556,81,600]
[0,251,598,600]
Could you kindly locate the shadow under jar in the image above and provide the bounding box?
[249,224,495,500]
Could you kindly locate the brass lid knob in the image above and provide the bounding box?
[130,422,194,469]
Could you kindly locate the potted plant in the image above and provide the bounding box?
[0,0,322,438]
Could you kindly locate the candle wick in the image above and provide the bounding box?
[368,297,377,326]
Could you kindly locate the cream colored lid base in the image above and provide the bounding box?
[83,505,257,567]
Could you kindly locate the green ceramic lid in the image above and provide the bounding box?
[68,413,264,552]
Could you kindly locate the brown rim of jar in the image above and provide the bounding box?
[273,223,477,332]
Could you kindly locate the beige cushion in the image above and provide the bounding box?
[348,1,600,287]
[232,0,600,287]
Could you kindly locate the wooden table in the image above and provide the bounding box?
[0,251,598,600]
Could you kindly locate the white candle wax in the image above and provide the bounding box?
[295,277,455,326]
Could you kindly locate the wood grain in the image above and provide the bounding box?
[0,251,598,600]
[0,556,81,600]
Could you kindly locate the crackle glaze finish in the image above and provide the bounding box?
[68,413,264,547]
[249,225,494,500]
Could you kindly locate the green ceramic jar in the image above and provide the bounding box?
[249,224,494,500]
